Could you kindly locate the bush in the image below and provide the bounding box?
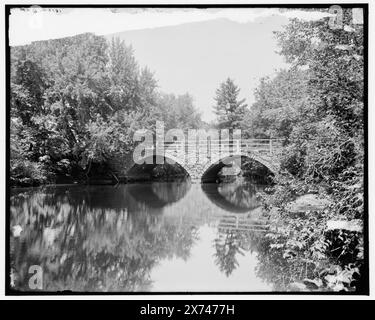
[10,159,49,186]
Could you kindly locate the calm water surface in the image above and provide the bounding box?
[10,179,279,292]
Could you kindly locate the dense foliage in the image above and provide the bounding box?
[239,10,365,292]
[10,34,203,185]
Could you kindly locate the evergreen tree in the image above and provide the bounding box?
[213,78,247,129]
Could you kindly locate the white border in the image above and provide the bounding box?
[0,0,373,300]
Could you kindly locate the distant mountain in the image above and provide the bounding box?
[105,17,289,121]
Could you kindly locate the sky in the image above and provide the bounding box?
[9,7,329,121]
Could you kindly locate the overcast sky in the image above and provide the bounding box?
[9,7,328,121]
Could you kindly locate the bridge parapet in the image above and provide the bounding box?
[162,139,283,164]
[134,138,283,183]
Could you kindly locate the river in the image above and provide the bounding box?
[10,179,283,292]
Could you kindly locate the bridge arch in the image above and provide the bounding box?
[126,154,194,182]
[126,140,281,183]
[127,181,191,208]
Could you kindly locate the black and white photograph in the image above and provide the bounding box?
[4,2,370,296]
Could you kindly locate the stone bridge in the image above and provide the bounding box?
[126,139,283,183]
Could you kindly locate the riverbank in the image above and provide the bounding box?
[261,191,365,292]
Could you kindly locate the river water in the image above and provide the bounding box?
[10,179,280,292]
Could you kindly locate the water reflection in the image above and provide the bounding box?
[60,181,190,211]
[9,179,299,292]
[202,180,263,213]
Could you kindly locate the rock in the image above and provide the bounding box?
[303,278,322,290]
[344,25,356,32]
[326,220,362,233]
[335,44,352,50]
[286,194,331,213]
[289,282,307,291]
[11,225,22,238]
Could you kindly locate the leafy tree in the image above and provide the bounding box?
[242,70,309,139]
[274,11,364,195]
[106,37,140,112]
[10,33,202,185]
[246,9,365,291]
[155,93,202,131]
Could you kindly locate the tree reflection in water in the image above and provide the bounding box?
[214,231,245,277]
[10,182,198,292]
[213,216,270,277]
[10,179,327,292]
[207,180,327,289]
